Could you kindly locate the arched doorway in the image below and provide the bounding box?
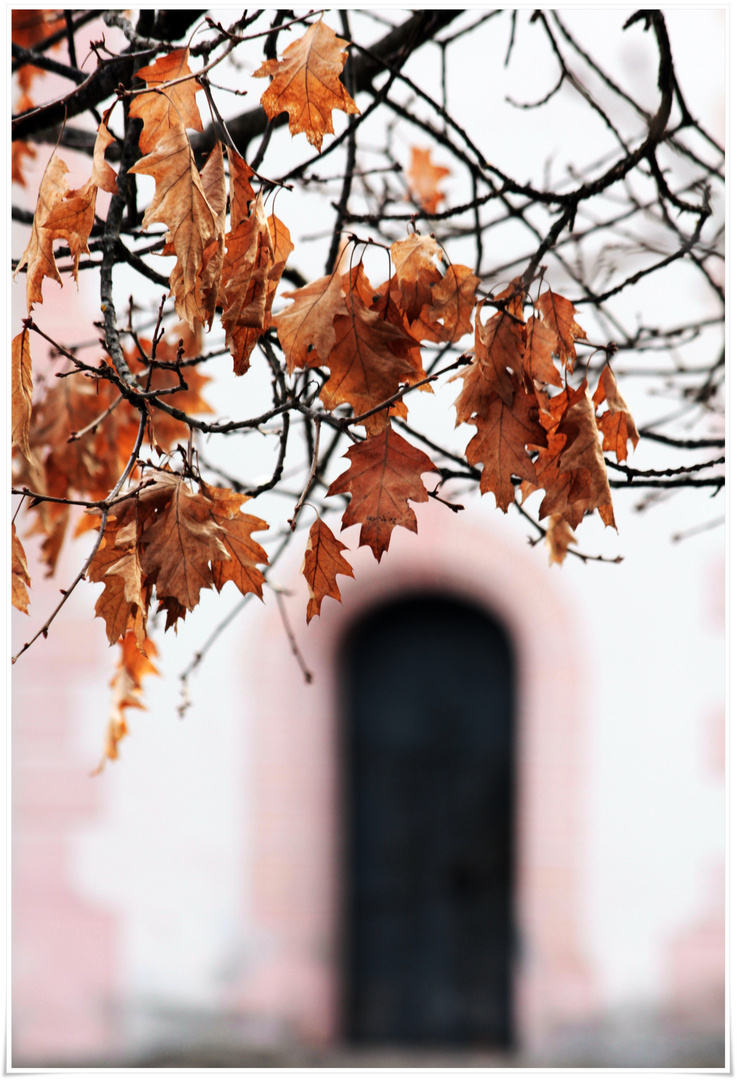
[340,594,516,1046]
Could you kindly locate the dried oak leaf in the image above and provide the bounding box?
[523,312,563,389]
[15,114,118,305]
[320,264,420,422]
[302,515,354,622]
[12,327,33,461]
[537,380,616,529]
[87,518,149,649]
[14,152,68,310]
[94,631,159,774]
[593,364,639,462]
[545,513,578,566]
[327,424,437,561]
[465,374,546,512]
[227,148,256,228]
[416,263,480,344]
[43,117,119,284]
[130,120,218,330]
[406,147,450,213]
[12,523,31,614]
[129,48,204,155]
[536,288,587,372]
[272,270,347,374]
[137,474,230,611]
[220,193,293,374]
[253,19,360,151]
[191,144,227,329]
[455,305,524,418]
[390,233,443,324]
[12,94,37,187]
[207,486,269,599]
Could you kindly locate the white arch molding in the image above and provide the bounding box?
[230,499,597,1051]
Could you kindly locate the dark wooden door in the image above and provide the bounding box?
[342,594,515,1045]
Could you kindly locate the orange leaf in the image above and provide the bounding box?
[207,486,270,598]
[545,513,578,566]
[523,312,563,388]
[138,475,230,611]
[14,151,68,310]
[192,144,227,329]
[272,271,347,374]
[301,516,354,622]
[327,425,437,561]
[12,523,31,614]
[253,19,360,151]
[94,631,159,774]
[129,115,219,329]
[593,365,639,462]
[129,48,204,155]
[220,194,293,374]
[420,263,479,343]
[537,380,616,529]
[536,288,587,372]
[320,264,420,421]
[406,147,450,213]
[88,519,149,648]
[390,233,443,324]
[12,327,33,461]
[455,305,524,417]
[464,375,546,512]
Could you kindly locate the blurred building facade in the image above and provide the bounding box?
[11,499,725,1069]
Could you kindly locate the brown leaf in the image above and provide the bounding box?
[417,263,480,344]
[406,147,450,213]
[320,265,420,421]
[545,513,578,566]
[14,152,69,310]
[455,305,524,417]
[88,519,149,648]
[390,233,443,324]
[537,380,616,528]
[193,144,227,329]
[523,312,563,388]
[12,523,31,614]
[130,121,218,330]
[226,148,256,228]
[302,516,354,622]
[536,289,587,372]
[129,48,204,155]
[94,631,159,774]
[12,95,37,187]
[272,271,347,374]
[12,327,33,461]
[138,475,230,611]
[327,425,437,561]
[220,194,293,375]
[464,375,546,512]
[253,19,360,151]
[593,365,639,462]
[90,111,119,195]
[208,486,269,598]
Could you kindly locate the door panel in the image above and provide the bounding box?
[342,595,515,1045]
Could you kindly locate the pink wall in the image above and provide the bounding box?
[233,501,598,1050]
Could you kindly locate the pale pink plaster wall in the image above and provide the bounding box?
[12,67,122,1054]
[12,593,119,1065]
[233,501,598,1049]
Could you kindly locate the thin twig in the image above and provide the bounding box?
[273,587,313,684]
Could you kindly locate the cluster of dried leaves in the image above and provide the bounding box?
[12,17,640,767]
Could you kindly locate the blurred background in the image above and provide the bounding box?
[11,7,725,1069]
